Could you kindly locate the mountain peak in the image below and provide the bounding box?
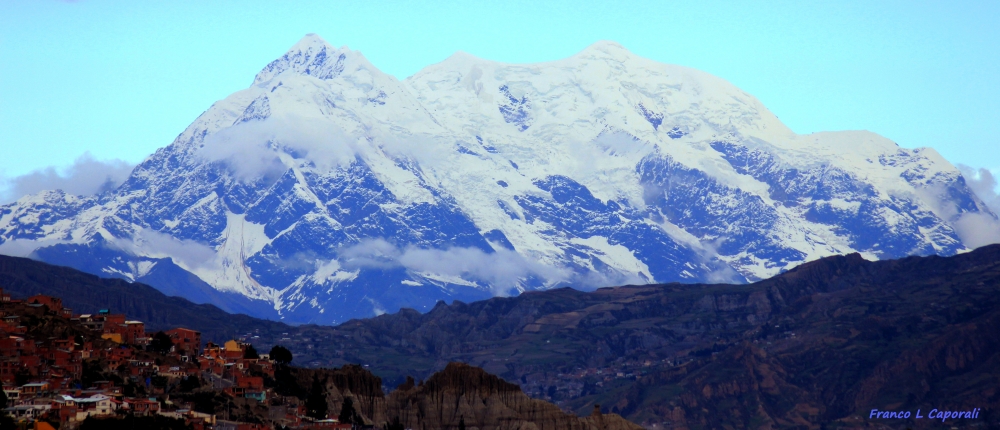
[0,35,985,328]
[288,33,334,53]
[253,33,373,85]
[576,40,634,60]
[444,50,484,63]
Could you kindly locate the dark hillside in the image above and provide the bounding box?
[304,245,1000,428]
[0,254,290,343]
[3,245,999,428]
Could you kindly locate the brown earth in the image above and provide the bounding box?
[5,244,1000,428]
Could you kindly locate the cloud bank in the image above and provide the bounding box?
[959,165,1000,215]
[110,228,219,271]
[0,238,71,258]
[0,153,134,203]
[196,116,362,180]
[954,165,1000,248]
[333,238,571,295]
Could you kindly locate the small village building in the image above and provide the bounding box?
[122,397,161,416]
[56,393,114,421]
[26,295,62,313]
[166,328,202,356]
[3,404,50,420]
[19,382,49,397]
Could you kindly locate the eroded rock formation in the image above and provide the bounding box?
[384,363,641,430]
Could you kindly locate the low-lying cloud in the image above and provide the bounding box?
[960,165,1000,215]
[0,153,134,203]
[334,238,571,295]
[916,166,1000,249]
[0,227,218,272]
[954,165,1000,248]
[196,116,362,181]
[110,228,219,271]
[195,113,478,187]
[0,238,71,258]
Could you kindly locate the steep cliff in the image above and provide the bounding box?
[275,362,640,429]
[384,363,641,430]
[306,245,1000,428]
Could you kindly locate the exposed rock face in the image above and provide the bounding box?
[304,245,1000,428]
[284,364,388,426]
[1,34,994,325]
[384,363,641,430]
[277,362,641,429]
[4,240,1000,427]
[277,363,642,430]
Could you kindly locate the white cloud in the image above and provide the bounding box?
[397,246,569,294]
[959,165,1000,215]
[334,238,571,295]
[951,212,1000,249]
[917,166,1000,250]
[0,152,134,203]
[0,238,70,258]
[572,269,646,289]
[949,165,1000,249]
[337,238,405,269]
[195,116,362,180]
[697,236,745,283]
[110,228,219,271]
[0,227,220,272]
[331,237,693,294]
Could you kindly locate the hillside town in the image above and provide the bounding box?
[0,287,353,429]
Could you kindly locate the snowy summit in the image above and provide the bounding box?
[0,34,995,324]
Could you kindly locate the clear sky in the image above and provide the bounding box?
[1,0,998,199]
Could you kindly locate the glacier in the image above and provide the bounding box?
[0,34,995,324]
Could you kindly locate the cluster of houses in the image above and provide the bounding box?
[0,288,352,429]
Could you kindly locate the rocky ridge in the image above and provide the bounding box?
[2,240,998,427]
[298,245,1000,428]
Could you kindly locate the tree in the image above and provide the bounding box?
[338,396,360,425]
[0,388,7,409]
[0,414,16,430]
[459,416,466,430]
[244,344,260,359]
[178,375,202,392]
[305,378,328,419]
[14,369,30,386]
[269,345,293,365]
[386,417,405,430]
[149,331,174,355]
[151,375,169,389]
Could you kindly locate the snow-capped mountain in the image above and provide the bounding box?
[1,34,994,324]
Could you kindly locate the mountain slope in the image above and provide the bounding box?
[3,240,998,427]
[0,34,995,324]
[284,244,1000,428]
[0,254,289,343]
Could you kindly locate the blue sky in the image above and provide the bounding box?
[1,0,998,200]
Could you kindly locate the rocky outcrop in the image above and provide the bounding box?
[6,242,1000,428]
[384,363,642,430]
[274,362,642,429]
[278,364,387,426]
[316,244,1000,428]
